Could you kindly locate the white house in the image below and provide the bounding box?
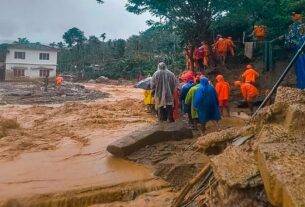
[0,43,58,81]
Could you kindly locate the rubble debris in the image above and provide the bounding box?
[154,151,209,189]
[96,76,110,83]
[0,82,108,105]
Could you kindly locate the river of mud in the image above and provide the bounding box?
[0,83,161,206]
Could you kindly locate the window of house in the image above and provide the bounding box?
[13,68,25,77]
[39,53,50,60]
[14,52,25,59]
[39,69,50,77]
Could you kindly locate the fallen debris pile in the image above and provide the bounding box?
[0,82,108,105]
[178,86,305,207]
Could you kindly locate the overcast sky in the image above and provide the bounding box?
[0,0,152,44]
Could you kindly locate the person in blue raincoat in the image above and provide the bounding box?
[180,80,194,125]
[285,12,305,89]
[193,77,221,133]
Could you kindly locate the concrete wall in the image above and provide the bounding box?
[4,48,57,81]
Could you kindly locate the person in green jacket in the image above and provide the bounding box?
[185,78,200,129]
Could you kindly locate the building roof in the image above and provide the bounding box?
[1,43,58,52]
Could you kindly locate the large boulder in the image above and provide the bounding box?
[107,121,193,157]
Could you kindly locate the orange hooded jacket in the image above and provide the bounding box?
[215,75,230,101]
[235,81,259,101]
[242,66,259,84]
[215,38,229,54]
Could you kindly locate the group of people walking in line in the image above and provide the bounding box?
[144,62,260,133]
[184,35,236,72]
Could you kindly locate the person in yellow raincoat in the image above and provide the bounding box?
[144,89,155,113]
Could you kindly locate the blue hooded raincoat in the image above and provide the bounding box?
[180,81,194,113]
[193,77,221,124]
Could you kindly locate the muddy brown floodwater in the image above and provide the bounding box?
[0,83,160,205]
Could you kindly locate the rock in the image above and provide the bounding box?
[88,79,96,83]
[257,140,305,207]
[256,107,305,207]
[211,146,261,189]
[284,104,305,133]
[96,76,110,83]
[107,121,193,157]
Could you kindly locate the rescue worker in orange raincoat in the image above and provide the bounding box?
[234,81,259,114]
[241,64,259,85]
[253,25,267,41]
[215,75,230,117]
[201,41,210,68]
[55,74,64,90]
[226,37,235,57]
[214,37,229,68]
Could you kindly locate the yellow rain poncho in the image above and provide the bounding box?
[144,90,154,105]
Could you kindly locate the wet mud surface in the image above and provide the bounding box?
[0,83,158,205]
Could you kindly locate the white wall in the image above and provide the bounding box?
[6,48,57,66]
[5,48,57,80]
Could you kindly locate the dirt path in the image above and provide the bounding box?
[0,83,159,204]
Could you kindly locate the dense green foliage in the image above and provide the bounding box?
[126,0,304,43]
[57,25,184,80]
[56,0,305,79]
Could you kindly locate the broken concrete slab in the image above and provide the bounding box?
[257,140,305,207]
[211,146,261,189]
[107,121,193,157]
[284,104,305,133]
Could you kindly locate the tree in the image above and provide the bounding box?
[57,42,66,49]
[127,1,229,43]
[126,0,229,70]
[100,33,106,42]
[63,27,87,47]
[88,36,102,45]
[14,37,30,44]
[49,42,57,47]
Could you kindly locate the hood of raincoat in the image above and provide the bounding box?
[216,75,224,82]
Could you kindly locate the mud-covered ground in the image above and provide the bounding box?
[0,81,254,207]
[0,83,162,205]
